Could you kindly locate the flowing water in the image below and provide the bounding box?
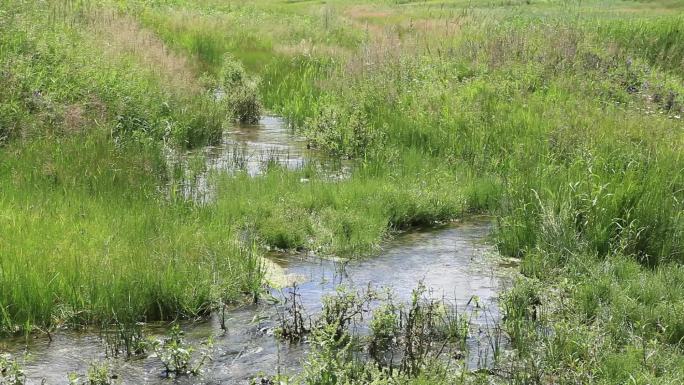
[1,220,515,384]
[2,118,516,383]
[199,115,310,177]
[173,116,351,202]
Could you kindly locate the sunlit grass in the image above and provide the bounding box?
[1,0,684,382]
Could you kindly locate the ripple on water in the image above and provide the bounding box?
[2,218,516,384]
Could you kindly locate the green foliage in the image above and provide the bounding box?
[279,285,480,385]
[0,354,26,385]
[368,303,400,366]
[303,103,385,158]
[68,361,116,385]
[502,254,684,383]
[0,2,266,335]
[601,16,684,75]
[301,320,360,385]
[210,54,263,124]
[0,1,228,148]
[2,0,684,382]
[151,324,213,377]
[0,133,264,333]
[102,322,149,358]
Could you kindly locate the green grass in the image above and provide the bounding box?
[0,133,262,331]
[0,1,252,332]
[0,1,497,334]
[1,0,684,382]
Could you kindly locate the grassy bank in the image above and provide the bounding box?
[129,0,684,383]
[0,0,495,334]
[1,0,684,383]
[0,1,249,331]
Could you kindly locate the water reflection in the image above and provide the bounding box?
[2,219,515,384]
[174,116,351,203]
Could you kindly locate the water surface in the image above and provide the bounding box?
[3,119,514,383]
[2,219,514,384]
[176,116,350,202]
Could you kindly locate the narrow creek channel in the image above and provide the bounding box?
[174,115,351,202]
[2,117,516,384]
[2,220,514,384]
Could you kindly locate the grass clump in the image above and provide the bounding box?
[204,54,263,124]
[273,285,483,385]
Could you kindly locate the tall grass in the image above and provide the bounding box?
[600,15,684,75]
[0,133,262,332]
[130,2,684,381]
[0,1,231,147]
[2,0,684,381]
[0,1,258,333]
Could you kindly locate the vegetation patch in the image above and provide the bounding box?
[1,0,683,382]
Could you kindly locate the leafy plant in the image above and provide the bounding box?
[67,361,116,385]
[210,54,263,124]
[275,284,311,342]
[0,354,26,385]
[150,324,213,377]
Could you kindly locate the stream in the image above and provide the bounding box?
[175,116,350,203]
[1,117,516,384]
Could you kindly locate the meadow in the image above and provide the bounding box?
[1,0,683,383]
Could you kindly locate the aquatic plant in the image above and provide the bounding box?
[368,302,401,367]
[302,103,384,158]
[0,354,26,385]
[209,54,263,124]
[277,284,485,385]
[67,361,116,385]
[274,285,311,342]
[101,322,149,359]
[150,324,213,377]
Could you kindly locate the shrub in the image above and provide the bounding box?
[212,54,263,124]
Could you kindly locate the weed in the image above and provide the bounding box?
[68,361,117,385]
[0,354,26,385]
[368,302,400,367]
[275,285,311,342]
[274,283,494,384]
[101,322,148,359]
[150,324,213,377]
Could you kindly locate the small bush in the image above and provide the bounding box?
[212,54,263,124]
[303,103,385,159]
